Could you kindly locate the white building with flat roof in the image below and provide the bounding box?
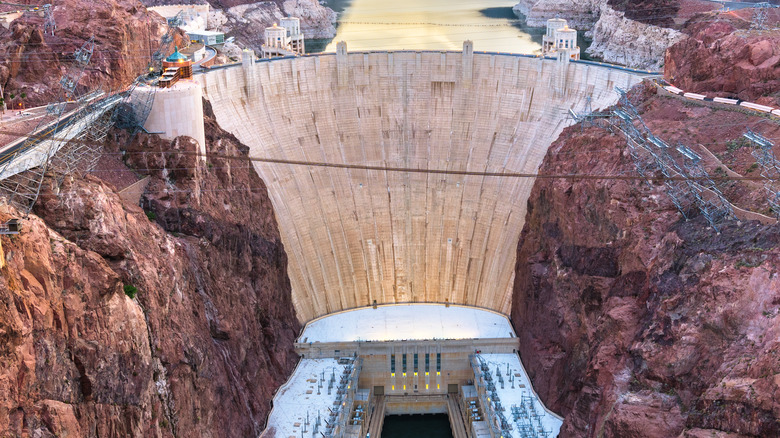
[186,29,224,45]
[262,304,563,437]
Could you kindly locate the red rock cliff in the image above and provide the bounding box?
[0,101,300,436]
[665,14,780,105]
[0,0,170,107]
[511,88,780,436]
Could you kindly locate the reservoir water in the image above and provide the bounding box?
[308,0,545,53]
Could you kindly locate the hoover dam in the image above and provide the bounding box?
[2,0,780,435]
[186,44,643,437]
[198,45,642,323]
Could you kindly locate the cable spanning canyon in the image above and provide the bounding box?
[197,46,643,323]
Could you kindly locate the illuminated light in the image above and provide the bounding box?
[437,384,440,389]
[426,384,429,390]
[414,372,417,376]
[347,385,350,389]
[425,372,429,376]
[391,372,394,377]
[437,372,441,376]
[403,373,406,377]
[392,385,394,390]
[403,385,406,390]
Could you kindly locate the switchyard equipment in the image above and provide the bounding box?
[743,130,780,218]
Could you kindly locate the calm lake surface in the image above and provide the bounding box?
[307,0,545,54]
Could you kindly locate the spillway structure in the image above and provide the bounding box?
[185,42,644,437]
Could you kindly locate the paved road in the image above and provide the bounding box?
[193,45,217,71]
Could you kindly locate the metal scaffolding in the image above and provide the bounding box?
[677,144,735,231]
[113,77,156,134]
[49,91,122,177]
[607,87,735,231]
[0,37,95,214]
[743,129,780,218]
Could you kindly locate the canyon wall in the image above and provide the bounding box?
[208,0,336,51]
[513,0,683,70]
[586,6,683,71]
[665,17,780,106]
[511,85,780,436]
[0,0,169,107]
[0,103,299,437]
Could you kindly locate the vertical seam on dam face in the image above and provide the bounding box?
[197,52,642,324]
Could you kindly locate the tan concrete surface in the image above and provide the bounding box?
[143,81,206,160]
[198,49,642,323]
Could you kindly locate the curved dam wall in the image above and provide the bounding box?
[197,48,642,323]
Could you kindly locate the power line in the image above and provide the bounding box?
[0,128,771,182]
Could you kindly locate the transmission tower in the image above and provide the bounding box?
[0,37,95,214]
[568,96,609,131]
[751,3,771,30]
[648,136,691,220]
[743,130,780,218]
[676,144,735,231]
[43,3,55,35]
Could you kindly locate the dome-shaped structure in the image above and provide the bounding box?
[165,46,189,63]
[162,46,193,81]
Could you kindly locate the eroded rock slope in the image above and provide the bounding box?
[511,89,780,437]
[0,101,299,437]
[665,15,780,105]
[0,0,169,107]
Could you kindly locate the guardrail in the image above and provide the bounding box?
[197,50,663,76]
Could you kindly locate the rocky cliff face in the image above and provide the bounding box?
[511,88,780,436]
[607,0,679,27]
[208,0,336,50]
[513,0,601,28]
[513,0,683,70]
[587,6,683,70]
[0,101,300,437]
[0,0,168,107]
[665,16,780,105]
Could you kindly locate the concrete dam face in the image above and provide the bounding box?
[198,49,641,323]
